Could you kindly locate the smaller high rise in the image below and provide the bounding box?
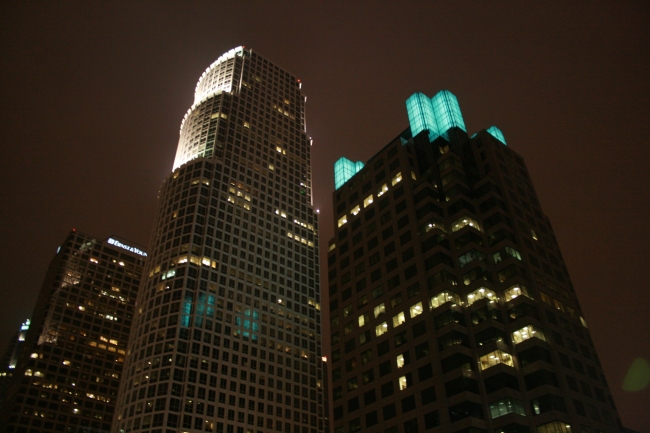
[0,320,31,404]
[0,230,146,433]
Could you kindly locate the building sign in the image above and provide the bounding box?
[107,238,148,257]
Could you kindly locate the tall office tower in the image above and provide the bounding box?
[0,320,30,404]
[112,47,324,433]
[0,230,145,433]
[327,91,621,433]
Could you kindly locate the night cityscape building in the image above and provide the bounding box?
[327,91,621,433]
[111,47,325,433]
[0,230,146,433]
[0,320,30,405]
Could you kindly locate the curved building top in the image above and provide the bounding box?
[193,46,245,104]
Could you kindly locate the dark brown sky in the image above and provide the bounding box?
[1,1,648,430]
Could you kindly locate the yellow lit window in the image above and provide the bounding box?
[503,284,530,301]
[451,215,481,232]
[338,215,347,227]
[554,299,565,312]
[392,172,403,186]
[409,302,423,318]
[351,205,361,216]
[377,184,388,197]
[329,243,336,252]
[392,312,405,327]
[422,217,447,234]
[364,194,374,208]
[466,287,497,306]
[373,303,385,318]
[531,229,538,240]
[358,313,370,327]
[430,291,461,309]
[375,322,388,336]
[396,354,405,368]
[398,376,408,390]
[411,171,417,180]
[479,350,514,370]
[512,325,546,344]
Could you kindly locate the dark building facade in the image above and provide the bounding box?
[111,47,326,433]
[0,319,30,405]
[327,91,620,433]
[0,230,145,433]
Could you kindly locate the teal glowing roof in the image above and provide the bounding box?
[334,157,365,190]
[406,90,466,142]
[487,126,506,145]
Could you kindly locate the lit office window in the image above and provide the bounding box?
[479,350,514,370]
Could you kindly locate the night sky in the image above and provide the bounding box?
[1,2,648,430]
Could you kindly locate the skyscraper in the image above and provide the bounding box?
[327,91,621,433]
[0,230,145,433]
[112,47,325,433]
[0,320,30,405]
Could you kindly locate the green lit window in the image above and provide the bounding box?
[458,249,487,268]
[488,397,525,419]
[493,246,522,263]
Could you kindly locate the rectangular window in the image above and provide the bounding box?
[373,303,385,318]
[338,215,347,227]
[398,376,408,390]
[409,302,423,318]
[392,172,402,186]
[392,312,405,327]
[364,195,374,208]
[357,313,370,327]
[375,322,388,337]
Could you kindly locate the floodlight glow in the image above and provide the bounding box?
[334,157,365,190]
[487,126,507,145]
[405,90,466,142]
